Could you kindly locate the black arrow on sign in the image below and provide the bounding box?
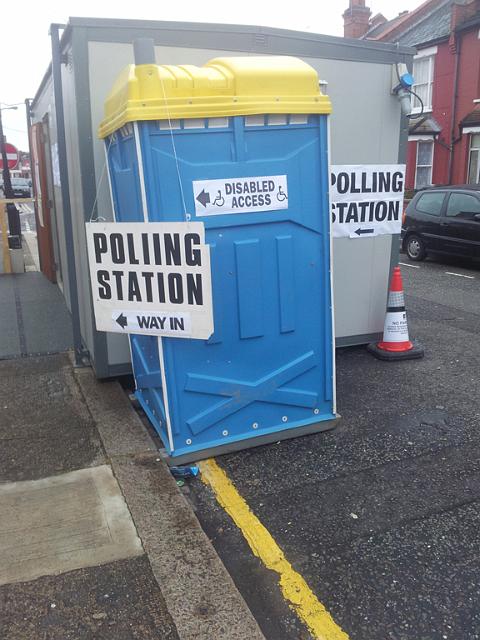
[354,228,375,236]
[116,313,128,329]
[196,189,211,208]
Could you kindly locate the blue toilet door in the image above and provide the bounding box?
[133,114,335,457]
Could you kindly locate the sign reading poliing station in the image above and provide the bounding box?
[86,222,214,339]
[331,165,406,238]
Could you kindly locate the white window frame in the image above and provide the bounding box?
[467,133,480,184]
[412,46,437,114]
[415,140,435,189]
[408,134,436,142]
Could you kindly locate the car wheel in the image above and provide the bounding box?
[406,234,426,261]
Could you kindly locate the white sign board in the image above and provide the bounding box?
[51,142,61,187]
[330,165,405,238]
[193,175,289,216]
[86,222,214,339]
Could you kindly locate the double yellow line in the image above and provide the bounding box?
[200,459,349,640]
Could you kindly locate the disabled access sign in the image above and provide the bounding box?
[193,175,289,216]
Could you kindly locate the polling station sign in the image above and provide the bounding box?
[331,165,406,238]
[193,175,289,216]
[85,222,214,339]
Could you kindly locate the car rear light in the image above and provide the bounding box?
[402,209,407,226]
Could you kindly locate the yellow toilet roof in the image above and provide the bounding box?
[98,56,331,138]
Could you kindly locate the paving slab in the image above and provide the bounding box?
[15,273,73,355]
[0,273,72,359]
[0,465,143,586]
[0,555,179,640]
[0,276,20,355]
[0,353,104,482]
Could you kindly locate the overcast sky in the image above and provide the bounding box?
[1,0,421,150]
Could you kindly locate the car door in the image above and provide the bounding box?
[410,191,447,251]
[440,191,480,258]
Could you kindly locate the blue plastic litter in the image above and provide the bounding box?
[170,466,200,479]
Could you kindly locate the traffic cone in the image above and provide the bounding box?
[367,266,424,361]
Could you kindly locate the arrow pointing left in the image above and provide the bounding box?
[196,189,210,208]
[354,228,375,236]
[116,313,128,329]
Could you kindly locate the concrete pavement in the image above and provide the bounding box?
[0,205,72,359]
[1,556,180,640]
[0,466,143,586]
[0,272,73,359]
[0,352,264,640]
[0,354,175,639]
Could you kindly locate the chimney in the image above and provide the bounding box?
[343,0,372,39]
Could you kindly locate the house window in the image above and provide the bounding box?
[412,47,436,113]
[467,133,480,184]
[415,140,434,189]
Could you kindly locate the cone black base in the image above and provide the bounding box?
[367,340,425,361]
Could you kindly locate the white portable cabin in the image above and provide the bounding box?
[29,18,413,377]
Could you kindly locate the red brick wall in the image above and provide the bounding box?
[451,27,480,183]
[406,41,454,189]
[409,28,480,188]
[406,140,417,190]
[430,41,455,185]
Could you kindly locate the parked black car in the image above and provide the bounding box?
[11,177,31,198]
[402,185,480,261]
[0,177,31,198]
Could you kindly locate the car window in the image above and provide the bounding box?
[415,192,445,216]
[446,193,480,218]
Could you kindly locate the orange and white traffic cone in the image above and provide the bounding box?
[367,266,424,361]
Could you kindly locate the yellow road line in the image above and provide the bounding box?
[199,458,349,640]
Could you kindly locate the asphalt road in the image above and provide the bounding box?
[189,253,480,640]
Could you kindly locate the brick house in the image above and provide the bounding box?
[343,0,480,191]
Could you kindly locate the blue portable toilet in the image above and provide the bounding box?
[99,52,336,463]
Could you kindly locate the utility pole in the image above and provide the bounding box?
[0,104,21,241]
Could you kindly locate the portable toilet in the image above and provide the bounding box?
[99,46,336,462]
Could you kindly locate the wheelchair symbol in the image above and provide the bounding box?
[276,186,288,202]
[213,190,225,207]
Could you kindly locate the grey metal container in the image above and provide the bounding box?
[30,17,413,378]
